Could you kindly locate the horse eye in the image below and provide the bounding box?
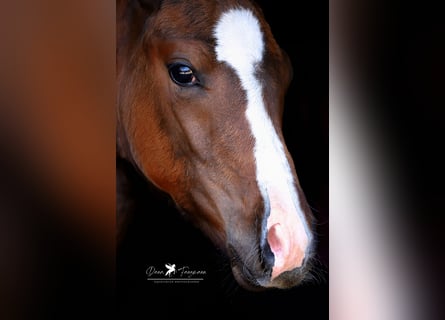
[168,63,199,87]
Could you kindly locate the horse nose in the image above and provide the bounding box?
[266,223,306,280]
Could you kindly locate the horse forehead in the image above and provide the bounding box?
[153,1,218,41]
[154,2,268,48]
[214,8,265,69]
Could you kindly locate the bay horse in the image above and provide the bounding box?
[117,0,315,290]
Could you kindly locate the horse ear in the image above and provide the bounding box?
[138,0,162,13]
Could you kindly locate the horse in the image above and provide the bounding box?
[117,0,315,291]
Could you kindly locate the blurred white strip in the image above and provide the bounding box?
[329,61,423,320]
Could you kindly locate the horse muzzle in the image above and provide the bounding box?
[227,231,312,290]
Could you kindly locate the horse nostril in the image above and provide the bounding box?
[267,223,285,256]
[266,223,307,279]
[261,237,275,272]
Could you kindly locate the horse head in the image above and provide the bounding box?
[117,0,314,290]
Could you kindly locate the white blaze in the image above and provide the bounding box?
[214,8,312,279]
